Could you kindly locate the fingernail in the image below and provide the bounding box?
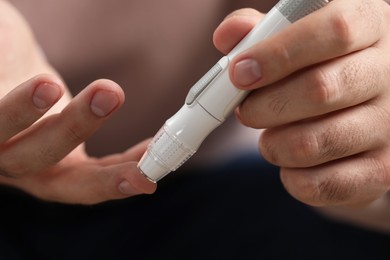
[90,90,119,117]
[33,82,61,109]
[118,180,140,196]
[233,59,262,87]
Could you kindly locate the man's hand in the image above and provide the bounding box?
[0,1,156,204]
[214,0,390,230]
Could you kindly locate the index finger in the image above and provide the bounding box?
[213,8,264,55]
[230,0,390,89]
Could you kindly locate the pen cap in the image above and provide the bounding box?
[138,125,196,182]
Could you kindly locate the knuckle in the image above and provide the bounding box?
[224,8,260,20]
[329,0,383,50]
[0,160,30,178]
[361,155,390,191]
[329,12,356,50]
[281,169,357,207]
[305,68,339,106]
[282,154,390,207]
[272,42,293,71]
[64,122,88,144]
[286,129,320,166]
[369,157,390,185]
[280,169,323,206]
[287,125,355,167]
[260,128,321,168]
[259,132,280,165]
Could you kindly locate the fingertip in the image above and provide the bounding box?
[230,58,262,89]
[118,179,156,196]
[279,164,385,208]
[213,9,263,55]
[133,168,158,194]
[118,163,157,196]
[10,74,65,111]
[279,167,325,207]
[88,79,125,118]
[26,74,65,102]
[32,80,64,110]
[89,79,125,104]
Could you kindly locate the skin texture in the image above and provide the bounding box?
[0,0,273,204]
[213,0,390,232]
[0,0,156,204]
[2,0,390,233]
[8,0,274,159]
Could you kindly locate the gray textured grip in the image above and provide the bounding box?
[276,0,329,23]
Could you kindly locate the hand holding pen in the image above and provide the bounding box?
[139,0,330,181]
[138,0,390,231]
[215,0,390,231]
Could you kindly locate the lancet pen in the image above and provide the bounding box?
[138,0,330,182]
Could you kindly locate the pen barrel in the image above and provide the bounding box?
[138,0,329,182]
[197,7,292,121]
[190,0,330,122]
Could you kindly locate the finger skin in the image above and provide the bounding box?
[0,137,157,205]
[229,0,389,90]
[0,160,157,205]
[237,46,389,128]
[0,74,64,143]
[214,1,390,210]
[46,161,157,204]
[0,79,124,177]
[259,103,390,168]
[213,9,263,55]
[280,151,390,207]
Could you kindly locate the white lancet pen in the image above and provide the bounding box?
[138,0,330,183]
